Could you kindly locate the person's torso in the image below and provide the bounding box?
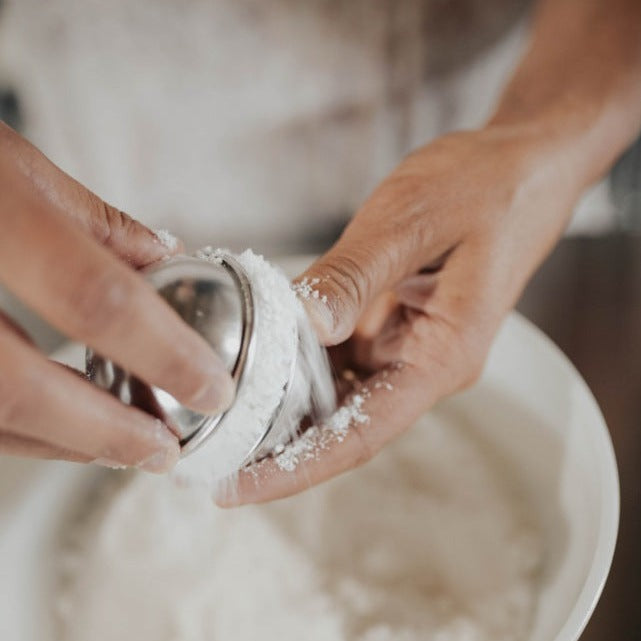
[0,0,529,252]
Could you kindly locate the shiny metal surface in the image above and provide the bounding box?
[86,254,255,456]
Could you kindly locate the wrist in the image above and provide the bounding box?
[478,119,588,207]
[487,72,641,198]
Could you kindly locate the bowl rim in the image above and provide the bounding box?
[508,314,620,641]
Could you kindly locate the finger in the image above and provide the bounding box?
[0,175,234,414]
[0,121,181,268]
[220,364,435,506]
[294,233,406,346]
[0,430,90,463]
[0,316,180,472]
[373,243,503,372]
[295,185,454,345]
[225,270,494,507]
[0,310,36,345]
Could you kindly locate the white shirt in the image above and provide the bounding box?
[0,0,531,253]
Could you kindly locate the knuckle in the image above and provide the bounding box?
[91,199,137,247]
[325,253,368,314]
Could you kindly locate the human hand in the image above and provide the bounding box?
[0,123,234,471]
[227,126,581,504]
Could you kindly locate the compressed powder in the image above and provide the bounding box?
[172,249,335,490]
[56,411,542,641]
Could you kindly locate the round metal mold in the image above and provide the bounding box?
[86,254,256,457]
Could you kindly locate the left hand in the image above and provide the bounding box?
[222,126,584,505]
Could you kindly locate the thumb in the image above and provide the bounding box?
[296,230,407,345]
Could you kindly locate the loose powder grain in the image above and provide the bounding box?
[273,391,369,472]
[292,276,328,304]
[57,411,541,641]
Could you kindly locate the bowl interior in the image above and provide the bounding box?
[0,307,618,641]
[458,314,619,641]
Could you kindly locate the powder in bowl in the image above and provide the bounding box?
[56,411,542,641]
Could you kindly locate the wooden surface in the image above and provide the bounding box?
[518,234,641,641]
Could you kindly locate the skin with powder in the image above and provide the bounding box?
[231,0,641,504]
[0,0,640,499]
[0,125,234,470]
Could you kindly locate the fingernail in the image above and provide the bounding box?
[138,445,180,474]
[94,458,129,470]
[212,477,239,508]
[187,372,236,414]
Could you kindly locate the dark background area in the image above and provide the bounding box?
[518,234,641,641]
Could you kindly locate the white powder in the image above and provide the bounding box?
[292,277,328,304]
[273,392,370,472]
[154,228,179,251]
[269,364,404,473]
[173,249,335,490]
[57,412,541,641]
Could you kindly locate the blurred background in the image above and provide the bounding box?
[517,138,641,641]
[518,232,641,641]
[0,1,639,638]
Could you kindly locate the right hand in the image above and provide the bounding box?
[0,122,234,472]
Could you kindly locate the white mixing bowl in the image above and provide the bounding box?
[0,313,618,641]
[451,314,619,641]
